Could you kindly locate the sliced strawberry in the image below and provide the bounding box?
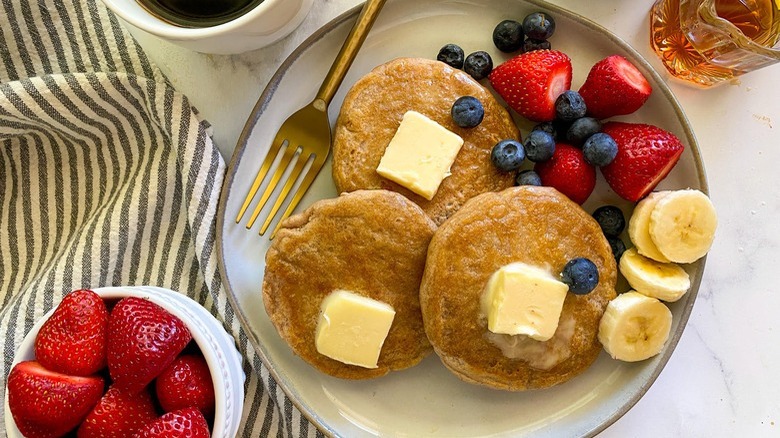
[600,122,684,201]
[7,361,104,438]
[77,386,158,438]
[107,297,192,393]
[34,289,108,376]
[135,407,211,438]
[578,55,652,119]
[534,143,596,204]
[156,354,215,420]
[488,49,572,122]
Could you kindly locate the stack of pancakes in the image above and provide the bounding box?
[263,58,617,390]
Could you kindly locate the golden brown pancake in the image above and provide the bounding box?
[420,186,617,390]
[263,190,436,379]
[332,57,519,225]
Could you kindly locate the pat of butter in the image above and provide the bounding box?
[315,290,396,369]
[484,262,569,341]
[376,111,464,200]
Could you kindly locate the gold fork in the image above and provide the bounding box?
[235,0,387,237]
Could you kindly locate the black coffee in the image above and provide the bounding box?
[138,0,262,27]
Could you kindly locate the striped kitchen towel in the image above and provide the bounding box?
[0,0,319,436]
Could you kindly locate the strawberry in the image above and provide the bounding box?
[156,354,216,419]
[7,361,104,438]
[107,297,192,393]
[578,55,652,119]
[135,407,211,438]
[488,49,572,122]
[534,143,596,204]
[34,289,109,376]
[600,122,684,202]
[77,386,158,438]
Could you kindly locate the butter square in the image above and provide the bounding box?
[315,290,396,369]
[376,111,464,200]
[485,263,569,341]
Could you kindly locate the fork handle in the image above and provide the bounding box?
[314,0,387,108]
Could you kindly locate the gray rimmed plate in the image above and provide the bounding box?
[216,0,707,436]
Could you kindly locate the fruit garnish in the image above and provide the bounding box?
[7,360,104,438]
[34,288,108,376]
[493,20,524,53]
[107,297,192,393]
[523,130,556,162]
[578,55,652,119]
[600,122,684,202]
[598,291,672,362]
[523,38,551,52]
[135,407,211,438]
[490,139,525,172]
[607,236,627,262]
[647,189,717,264]
[582,132,618,167]
[156,354,216,419]
[566,117,601,145]
[628,191,673,263]
[78,386,158,438]
[554,90,587,122]
[534,143,596,204]
[464,51,493,80]
[522,12,556,40]
[591,205,626,237]
[560,258,599,295]
[515,169,542,186]
[619,248,691,302]
[488,49,572,122]
[451,96,485,128]
[437,44,465,69]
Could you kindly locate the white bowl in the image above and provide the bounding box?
[3,286,245,438]
[100,0,314,54]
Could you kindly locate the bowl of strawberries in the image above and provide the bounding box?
[3,286,245,437]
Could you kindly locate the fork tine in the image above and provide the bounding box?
[268,153,328,239]
[235,135,286,223]
[245,142,298,229]
[259,152,312,235]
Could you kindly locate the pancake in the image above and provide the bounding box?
[332,57,519,225]
[263,190,436,379]
[420,186,617,391]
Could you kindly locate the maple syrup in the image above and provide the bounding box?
[650,0,780,86]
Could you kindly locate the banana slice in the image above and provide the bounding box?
[598,291,673,362]
[628,191,672,263]
[619,248,690,302]
[649,189,717,264]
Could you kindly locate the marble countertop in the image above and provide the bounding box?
[126,0,780,436]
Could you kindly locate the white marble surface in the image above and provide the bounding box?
[126,0,780,436]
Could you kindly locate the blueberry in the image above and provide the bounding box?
[561,258,599,295]
[515,169,542,186]
[566,117,601,145]
[491,139,525,172]
[555,90,587,121]
[532,121,558,141]
[437,44,465,69]
[522,12,556,40]
[607,236,627,262]
[523,38,551,52]
[464,51,493,80]
[493,20,524,53]
[523,130,556,162]
[592,205,625,236]
[451,96,485,128]
[582,132,618,166]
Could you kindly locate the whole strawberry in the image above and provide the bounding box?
[534,143,596,204]
[156,354,215,419]
[600,122,684,201]
[7,361,105,438]
[35,289,108,376]
[135,407,211,438]
[107,297,192,393]
[578,55,652,119]
[488,49,572,122]
[78,386,158,438]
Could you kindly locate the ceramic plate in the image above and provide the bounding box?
[216,0,707,436]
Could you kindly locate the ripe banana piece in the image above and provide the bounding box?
[619,248,690,302]
[628,191,671,263]
[649,189,717,264]
[598,291,673,362]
